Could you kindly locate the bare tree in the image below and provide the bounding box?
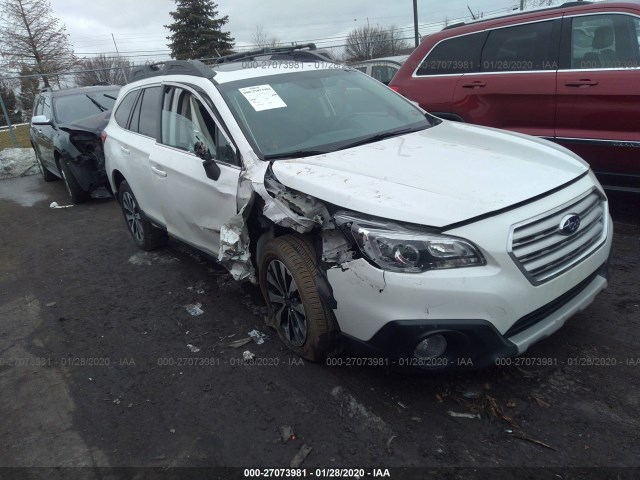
[345,25,411,61]
[75,55,133,87]
[17,65,39,115]
[0,0,77,88]
[251,25,280,48]
[516,0,562,10]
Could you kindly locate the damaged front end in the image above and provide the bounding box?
[217,161,356,286]
[58,111,111,193]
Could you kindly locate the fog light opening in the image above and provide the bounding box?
[414,334,448,360]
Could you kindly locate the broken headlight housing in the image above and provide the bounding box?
[334,212,485,273]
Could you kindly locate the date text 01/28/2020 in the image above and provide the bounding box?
[243,468,391,477]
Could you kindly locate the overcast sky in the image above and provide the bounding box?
[49,0,537,63]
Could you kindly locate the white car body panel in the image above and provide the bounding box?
[272,121,588,227]
[149,144,241,257]
[327,174,612,341]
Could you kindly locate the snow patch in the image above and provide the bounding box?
[0,148,38,180]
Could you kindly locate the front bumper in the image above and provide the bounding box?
[339,262,608,370]
[326,178,613,370]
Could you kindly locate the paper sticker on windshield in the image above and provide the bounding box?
[238,85,287,111]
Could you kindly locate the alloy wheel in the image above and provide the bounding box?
[122,191,144,243]
[265,259,307,346]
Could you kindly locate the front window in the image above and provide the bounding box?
[54,89,119,123]
[217,68,433,159]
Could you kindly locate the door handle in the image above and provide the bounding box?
[150,165,167,178]
[564,79,598,87]
[461,81,486,88]
[120,146,130,155]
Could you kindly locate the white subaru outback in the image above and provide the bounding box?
[103,45,612,370]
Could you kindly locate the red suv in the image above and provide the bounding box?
[390,1,640,193]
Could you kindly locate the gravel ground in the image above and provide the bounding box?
[0,175,638,480]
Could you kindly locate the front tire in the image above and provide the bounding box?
[118,180,165,251]
[33,147,56,182]
[259,235,340,361]
[59,159,90,203]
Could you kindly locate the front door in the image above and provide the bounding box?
[151,85,241,257]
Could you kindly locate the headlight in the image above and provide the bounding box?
[334,212,485,273]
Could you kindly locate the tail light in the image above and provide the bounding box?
[101,131,107,145]
[389,85,400,93]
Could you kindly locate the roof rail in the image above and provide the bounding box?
[209,43,331,64]
[440,1,591,31]
[442,22,466,30]
[128,59,216,83]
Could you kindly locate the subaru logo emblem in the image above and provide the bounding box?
[559,213,581,236]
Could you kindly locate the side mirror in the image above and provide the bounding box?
[202,159,221,181]
[31,115,52,126]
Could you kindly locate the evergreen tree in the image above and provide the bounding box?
[166,0,234,60]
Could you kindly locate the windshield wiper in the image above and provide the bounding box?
[263,149,329,161]
[85,94,107,112]
[337,126,425,151]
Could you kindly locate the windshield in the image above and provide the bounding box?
[54,89,120,123]
[217,68,433,159]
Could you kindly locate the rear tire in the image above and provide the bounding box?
[118,180,166,251]
[259,235,340,361]
[59,159,90,203]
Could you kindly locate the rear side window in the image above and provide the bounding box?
[416,32,487,75]
[481,20,558,72]
[114,90,139,128]
[570,14,640,69]
[371,65,398,84]
[137,86,162,140]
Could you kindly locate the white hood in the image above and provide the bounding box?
[271,121,588,228]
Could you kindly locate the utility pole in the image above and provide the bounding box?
[413,0,419,47]
[520,0,525,11]
[112,34,129,85]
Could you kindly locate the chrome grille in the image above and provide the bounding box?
[509,190,607,284]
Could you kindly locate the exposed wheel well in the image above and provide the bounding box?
[111,170,126,195]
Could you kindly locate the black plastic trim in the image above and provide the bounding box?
[505,264,606,338]
[129,60,216,83]
[341,319,518,371]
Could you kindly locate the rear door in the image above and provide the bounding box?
[452,19,561,137]
[556,13,640,189]
[111,86,166,225]
[151,84,241,257]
